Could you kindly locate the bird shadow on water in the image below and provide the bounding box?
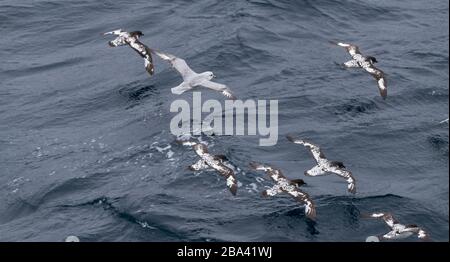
[263,207,320,238]
[55,196,184,240]
[117,81,159,109]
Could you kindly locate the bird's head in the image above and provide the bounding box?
[290,179,307,187]
[204,71,215,80]
[406,224,419,230]
[130,31,144,38]
[366,56,378,64]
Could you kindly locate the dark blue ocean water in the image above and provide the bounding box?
[0,0,448,241]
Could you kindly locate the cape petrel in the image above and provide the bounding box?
[363,212,430,241]
[287,135,356,194]
[104,29,154,75]
[249,162,316,219]
[333,41,387,99]
[178,140,238,195]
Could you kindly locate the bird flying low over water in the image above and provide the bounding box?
[177,140,238,196]
[249,162,316,219]
[362,212,430,241]
[103,29,154,75]
[152,49,236,99]
[287,135,356,194]
[332,41,387,99]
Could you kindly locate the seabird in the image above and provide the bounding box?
[333,41,387,99]
[287,135,356,194]
[249,162,316,219]
[152,49,236,99]
[177,140,238,195]
[103,29,154,75]
[65,235,80,242]
[363,212,430,241]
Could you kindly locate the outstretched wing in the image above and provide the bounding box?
[304,165,327,177]
[335,42,361,57]
[152,49,196,80]
[175,139,198,147]
[261,184,283,197]
[189,159,209,171]
[286,135,325,164]
[193,143,209,156]
[365,66,387,99]
[367,213,398,228]
[103,29,123,36]
[217,168,237,196]
[327,167,356,194]
[417,229,430,240]
[127,40,154,75]
[343,59,361,68]
[285,188,316,219]
[143,53,154,75]
[108,36,127,47]
[201,81,236,100]
[249,162,288,183]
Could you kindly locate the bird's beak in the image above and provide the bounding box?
[213,74,216,78]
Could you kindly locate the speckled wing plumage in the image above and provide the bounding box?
[104,29,154,75]
[287,135,356,194]
[365,65,387,99]
[191,143,238,196]
[249,162,316,219]
[333,41,388,99]
[364,212,430,241]
[368,212,398,228]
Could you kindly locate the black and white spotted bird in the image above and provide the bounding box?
[287,135,356,194]
[363,212,430,241]
[333,41,387,99]
[103,29,154,76]
[178,140,238,196]
[250,162,316,219]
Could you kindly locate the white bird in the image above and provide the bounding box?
[363,212,430,241]
[333,41,387,99]
[250,162,316,220]
[103,29,154,75]
[287,135,356,194]
[152,49,236,99]
[177,140,238,196]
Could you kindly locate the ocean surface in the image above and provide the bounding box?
[0,0,448,242]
